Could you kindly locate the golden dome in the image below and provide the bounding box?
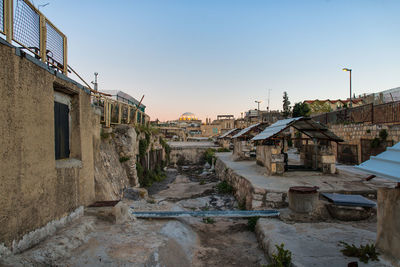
[179,112,198,121]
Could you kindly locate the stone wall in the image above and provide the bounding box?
[376,187,400,266]
[169,142,216,165]
[256,145,284,175]
[300,144,336,174]
[232,139,250,160]
[0,41,99,249]
[329,123,400,164]
[215,157,287,210]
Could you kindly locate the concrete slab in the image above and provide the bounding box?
[216,152,393,194]
[256,218,392,267]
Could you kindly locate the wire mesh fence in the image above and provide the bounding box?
[13,0,40,55]
[0,0,4,33]
[312,101,400,125]
[46,21,64,68]
[0,0,67,73]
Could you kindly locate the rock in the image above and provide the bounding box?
[204,162,211,169]
[200,171,209,177]
[123,187,148,200]
[114,202,136,224]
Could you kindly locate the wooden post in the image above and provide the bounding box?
[118,104,122,124]
[39,15,47,62]
[63,35,68,75]
[371,103,374,123]
[127,106,130,124]
[4,0,13,43]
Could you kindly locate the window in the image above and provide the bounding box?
[54,91,71,159]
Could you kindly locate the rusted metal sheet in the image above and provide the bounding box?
[289,186,318,194]
[132,210,280,218]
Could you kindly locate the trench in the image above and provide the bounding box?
[146,164,269,267]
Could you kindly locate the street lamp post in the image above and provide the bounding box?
[255,100,262,121]
[342,68,352,107]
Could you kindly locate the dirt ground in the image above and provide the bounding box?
[0,165,268,267]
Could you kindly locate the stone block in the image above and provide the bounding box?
[251,200,264,209]
[320,155,335,164]
[322,163,335,174]
[252,194,264,201]
[266,192,283,203]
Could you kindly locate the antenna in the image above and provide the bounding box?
[38,3,50,10]
[91,72,99,91]
[267,89,272,111]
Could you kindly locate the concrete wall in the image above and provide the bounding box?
[376,188,400,266]
[0,41,99,249]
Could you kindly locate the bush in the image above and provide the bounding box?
[267,243,292,267]
[119,156,130,163]
[216,181,234,194]
[139,139,149,158]
[202,217,215,224]
[379,129,388,141]
[203,148,216,165]
[370,137,381,148]
[339,241,379,263]
[247,217,259,232]
[217,147,230,152]
[160,137,171,162]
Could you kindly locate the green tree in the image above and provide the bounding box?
[282,91,291,118]
[308,100,332,114]
[292,102,311,117]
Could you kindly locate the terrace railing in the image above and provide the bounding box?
[91,95,150,128]
[0,0,67,74]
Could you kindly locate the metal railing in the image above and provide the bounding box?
[312,100,400,125]
[91,95,150,127]
[0,0,67,74]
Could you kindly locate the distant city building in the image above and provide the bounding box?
[303,99,363,114]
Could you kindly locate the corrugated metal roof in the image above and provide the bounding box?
[232,123,260,139]
[252,117,343,142]
[356,142,400,182]
[218,128,238,139]
[252,118,302,141]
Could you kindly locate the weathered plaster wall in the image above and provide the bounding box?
[376,188,400,266]
[0,42,99,249]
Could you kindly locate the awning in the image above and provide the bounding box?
[356,142,400,182]
[252,117,343,142]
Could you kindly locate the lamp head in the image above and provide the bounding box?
[342,68,352,72]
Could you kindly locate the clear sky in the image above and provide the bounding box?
[38,0,400,121]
